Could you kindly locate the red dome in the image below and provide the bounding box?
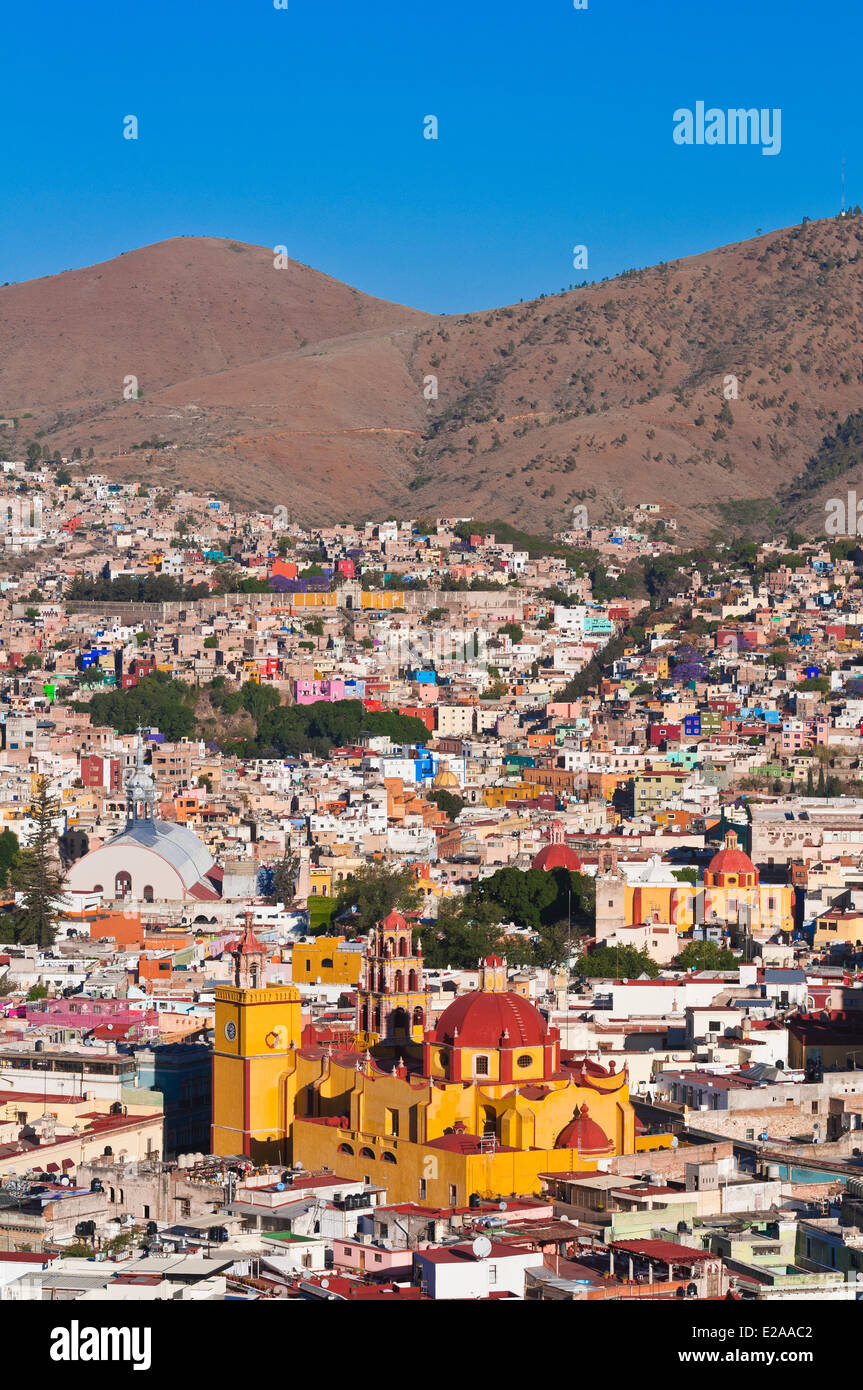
[555,1104,613,1155]
[707,832,757,882]
[381,909,409,931]
[531,843,582,872]
[432,990,548,1048]
[708,847,755,874]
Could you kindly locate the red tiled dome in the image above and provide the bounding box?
[531,843,582,872]
[707,831,757,883]
[431,990,548,1048]
[556,1104,613,1155]
[381,909,409,931]
[708,847,755,875]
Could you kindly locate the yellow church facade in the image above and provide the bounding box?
[212,916,671,1204]
[596,832,794,940]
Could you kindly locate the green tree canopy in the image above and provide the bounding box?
[573,945,660,979]
[675,940,739,971]
[334,863,422,935]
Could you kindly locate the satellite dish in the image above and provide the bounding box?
[472,1235,492,1260]
[498,1201,507,1211]
[671,1136,679,1149]
[320,1279,329,1290]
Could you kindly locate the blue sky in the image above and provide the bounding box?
[2,0,859,313]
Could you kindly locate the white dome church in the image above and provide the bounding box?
[66,731,222,905]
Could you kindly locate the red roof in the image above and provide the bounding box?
[431,989,548,1048]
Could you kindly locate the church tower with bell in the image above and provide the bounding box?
[212,913,303,1163]
[356,909,429,1049]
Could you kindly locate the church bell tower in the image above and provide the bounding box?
[212,913,303,1163]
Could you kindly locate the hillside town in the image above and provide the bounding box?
[3,456,863,1304]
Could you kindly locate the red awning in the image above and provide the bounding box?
[45,1163,59,1172]
[61,1158,75,1168]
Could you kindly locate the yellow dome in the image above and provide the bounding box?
[434,767,458,789]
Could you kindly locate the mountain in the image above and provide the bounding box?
[2,219,863,537]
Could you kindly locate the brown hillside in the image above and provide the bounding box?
[2,219,863,537]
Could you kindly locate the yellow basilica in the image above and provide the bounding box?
[212,912,671,1205]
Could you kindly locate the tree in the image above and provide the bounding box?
[11,777,66,948]
[675,940,739,971]
[671,867,698,884]
[334,863,422,934]
[0,827,20,890]
[268,852,300,907]
[418,896,510,969]
[428,789,465,821]
[573,945,660,979]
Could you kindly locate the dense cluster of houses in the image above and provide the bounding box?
[3,457,863,1300]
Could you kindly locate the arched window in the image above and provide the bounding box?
[143,885,154,903]
[413,1005,425,1027]
[399,937,408,957]
[408,970,418,991]
[381,1151,397,1164]
[93,884,103,893]
[115,872,131,898]
[338,1143,354,1155]
[321,957,334,969]
[394,970,404,993]
[361,1005,369,1032]
[360,1147,375,1160]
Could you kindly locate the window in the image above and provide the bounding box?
[381,1151,397,1164]
[419,1180,427,1200]
[474,1055,489,1076]
[449,1185,458,1205]
[516,1054,532,1069]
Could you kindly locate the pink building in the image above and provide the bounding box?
[294,678,346,705]
[331,1237,416,1278]
[25,997,158,1033]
